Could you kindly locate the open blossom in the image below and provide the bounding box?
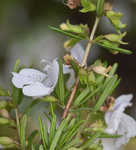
[12,59,59,97]
[104,94,136,148]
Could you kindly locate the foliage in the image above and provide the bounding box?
[0,0,134,150]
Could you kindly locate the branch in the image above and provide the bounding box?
[62,17,100,119]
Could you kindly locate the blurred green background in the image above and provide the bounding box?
[0,0,136,143]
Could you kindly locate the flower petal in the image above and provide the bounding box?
[70,44,85,64]
[105,110,121,134]
[105,94,133,134]
[115,113,136,147]
[12,68,46,88]
[63,64,75,89]
[43,59,59,89]
[113,94,133,111]
[23,82,52,97]
[102,138,121,150]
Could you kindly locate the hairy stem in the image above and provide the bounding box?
[62,17,100,119]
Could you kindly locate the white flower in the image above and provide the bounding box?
[63,43,85,89]
[12,59,59,97]
[102,138,122,150]
[70,43,85,64]
[104,94,136,147]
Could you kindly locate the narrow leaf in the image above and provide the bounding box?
[27,130,39,148]
[39,116,48,150]
[73,87,90,106]
[94,76,118,111]
[50,115,71,150]
[96,42,132,54]
[49,26,84,40]
[55,59,65,103]
[80,132,100,149]
[20,114,27,150]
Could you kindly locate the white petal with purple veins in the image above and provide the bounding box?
[23,82,52,97]
[115,113,136,147]
[12,68,46,88]
[104,94,136,148]
[113,94,133,110]
[12,59,59,98]
[105,94,133,134]
[45,59,59,87]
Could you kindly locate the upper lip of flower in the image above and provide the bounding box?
[12,59,59,97]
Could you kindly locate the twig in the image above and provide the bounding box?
[62,17,100,119]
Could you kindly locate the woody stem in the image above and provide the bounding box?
[62,17,100,119]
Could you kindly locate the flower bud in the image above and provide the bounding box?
[0,137,14,145]
[88,71,95,84]
[0,117,15,126]
[66,0,81,9]
[60,23,69,31]
[104,2,112,12]
[0,117,9,125]
[93,65,112,77]
[0,109,10,119]
[0,101,8,110]
[64,54,73,65]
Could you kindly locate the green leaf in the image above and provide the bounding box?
[79,68,88,85]
[74,86,102,107]
[96,42,132,54]
[20,114,27,150]
[80,132,100,149]
[13,59,20,72]
[12,59,23,106]
[39,116,48,150]
[39,145,44,150]
[71,60,79,76]
[38,96,58,103]
[64,38,80,50]
[32,145,36,150]
[12,87,23,106]
[60,20,89,37]
[49,26,85,40]
[73,87,90,106]
[63,137,82,150]
[58,120,84,149]
[27,130,39,148]
[55,59,65,103]
[106,11,126,33]
[104,32,128,44]
[96,0,105,17]
[50,114,71,150]
[98,133,121,138]
[49,107,57,145]
[94,75,118,111]
[80,0,96,13]
[0,88,9,96]
[104,63,118,86]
